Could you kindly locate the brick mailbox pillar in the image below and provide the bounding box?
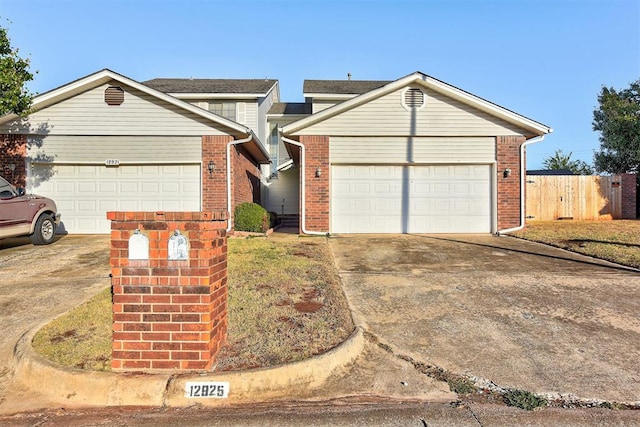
[107,211,228,371]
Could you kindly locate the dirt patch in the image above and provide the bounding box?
[294,301,324,313]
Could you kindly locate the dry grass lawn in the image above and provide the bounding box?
[32,236,354,371]
[512,220,640,269]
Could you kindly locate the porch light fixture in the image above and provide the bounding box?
[503,168,511,178]
[208,160,215,175]
[315,167,321,178]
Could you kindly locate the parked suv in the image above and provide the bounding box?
[0,175,60,245]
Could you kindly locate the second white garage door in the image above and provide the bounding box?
[331,164,492,233]
[30,164,201,234]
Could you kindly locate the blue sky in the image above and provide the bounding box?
[1,0,638,169]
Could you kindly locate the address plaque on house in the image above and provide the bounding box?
[105,159,120,166]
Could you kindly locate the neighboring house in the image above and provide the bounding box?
[0,69,552,235]
[0,69,269,234]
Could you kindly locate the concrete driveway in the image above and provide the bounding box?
[329,234,640,403]
[0,235,110,409]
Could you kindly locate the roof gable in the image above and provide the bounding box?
[0,69,254,137]
[285,72,552,138]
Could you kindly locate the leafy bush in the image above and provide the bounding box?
[503,389,547,411]
[234,202,268,233]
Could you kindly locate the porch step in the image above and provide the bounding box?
[278,214,299,228]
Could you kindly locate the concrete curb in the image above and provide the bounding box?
[10,325,365,409]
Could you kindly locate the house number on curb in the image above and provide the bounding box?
[185,381,229,398]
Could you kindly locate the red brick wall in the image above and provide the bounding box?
[299,135,330,233]
[231,145,261,209]
[201,135,261,230]
[0,134,27,187]
[108,211,228,371]
[621,173,638,219]
[202,135,233,212]
[497,135,526,230]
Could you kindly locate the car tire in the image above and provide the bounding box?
[30,213,56,245]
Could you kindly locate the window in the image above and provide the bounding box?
[208,102,236,121]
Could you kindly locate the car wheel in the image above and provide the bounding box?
[30,213,56,245]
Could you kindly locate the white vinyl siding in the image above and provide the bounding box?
[330,137,495,164]
[297,86,528,137]
[312,100,341,113]
[331,164,492,233]
[263,168,300,215]
[2,83,231,136]
[26,135,202,164]
[30,164,201,234]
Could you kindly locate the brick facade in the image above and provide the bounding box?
[201,135,261,230]
[202,135,233,212]
[621,173,638,219]
[0,134,27,187]
[108,211,228,371]
[232,145,261,210]
[496,135,526,230]
[299,135,330,233]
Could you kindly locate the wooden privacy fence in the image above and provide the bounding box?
[526,174,637,221]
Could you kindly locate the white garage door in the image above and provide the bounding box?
[332,165,491,233]
[30,164,201,234]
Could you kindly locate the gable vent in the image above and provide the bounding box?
[105,86,125,106]
[404,88,425,108]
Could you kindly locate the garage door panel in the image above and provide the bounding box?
[30,164,201,234]
[332,164,491,233]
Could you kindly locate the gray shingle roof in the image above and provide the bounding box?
[143,78,278,94]
[268,102,312,115]
[303,80,391,95]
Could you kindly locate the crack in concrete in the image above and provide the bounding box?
[162,374,177,409]
[361,329,640,412]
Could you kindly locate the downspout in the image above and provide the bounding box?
[497,135,546,235]
[281,136,329,236]
[226,134,254,232]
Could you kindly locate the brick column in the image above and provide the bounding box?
[299,135,330,233]
[202,135,233,212]
[496,135,526,230]
[620,173,638,219]
[107,211,228,371]
[0,134,27,187]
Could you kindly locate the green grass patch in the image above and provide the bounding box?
[32,237,354,372]
[503,389,547,411]
[32,287,112,371]
[512,220,640,269]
